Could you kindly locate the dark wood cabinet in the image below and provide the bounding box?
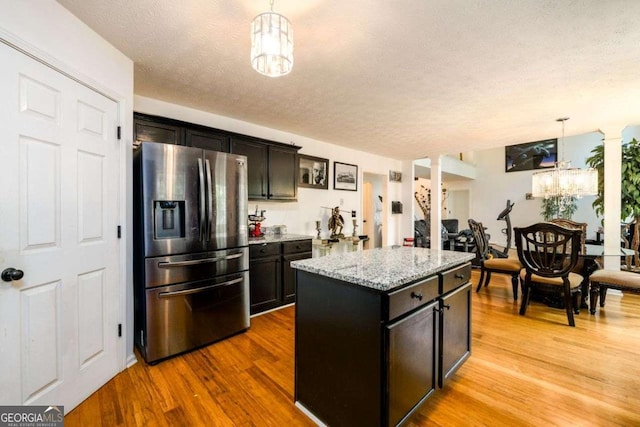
[282,240,312,304]
[439,282,471,387]
[231,138,268,199]
[250,239,311,314]
[295,262,472,427]
[132,113,300,192]
[268,145,298,200]
[249,243,281,314]
[386,300,438,427]
[185,128,229,152]
[134,117,183,145]
[231,137,299,201]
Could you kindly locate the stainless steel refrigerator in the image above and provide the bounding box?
[133,142,249,363]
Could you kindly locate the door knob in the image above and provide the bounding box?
[2,268,24,282]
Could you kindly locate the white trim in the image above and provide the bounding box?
[295,401,327,427]
[249,302,295,318]
[0,29,130,373]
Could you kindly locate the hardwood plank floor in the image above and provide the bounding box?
[66,271,640,426]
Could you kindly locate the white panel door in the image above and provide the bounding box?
[0,41,121,411]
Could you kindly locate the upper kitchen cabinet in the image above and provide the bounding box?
[269,145,298,200]
[185,127,230,152]
[231,137,300,201]
[134,115,183,145]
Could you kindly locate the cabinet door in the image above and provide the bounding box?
[386,300,438,427]
[185,128,230,152]
[134,118,183,145]
[439,282,471,387]
[231,138,268,199]
[249,255,281,314]
[268,146,298,200]
[282,251,312,304]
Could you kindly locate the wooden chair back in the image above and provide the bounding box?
[549,218,587,254]
[514,222,582,279]
[468,218,490,260]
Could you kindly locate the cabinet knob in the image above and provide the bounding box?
[410,291,423,301]
[443,304,451,310]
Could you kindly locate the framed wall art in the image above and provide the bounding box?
[298,154,329,189]
[333,162,358,191]
[505,138,557,172]
[389,170,402,182]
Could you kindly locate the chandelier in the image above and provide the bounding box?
[531,118,598,204]
[250,0,293,77]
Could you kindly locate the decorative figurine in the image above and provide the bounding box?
[328,206,344,239]
[315,220,322,239]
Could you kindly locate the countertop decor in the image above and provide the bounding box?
[292,246,474,291]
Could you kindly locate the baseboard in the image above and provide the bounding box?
[295,401,327,427]
[250,302,295,318]
[126,352,138,368]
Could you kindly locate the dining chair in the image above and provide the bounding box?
[589,269,640,314]
[550,218,590,305]
[468,219,522,300]
[514,222,584,326]
[549,219,586,253]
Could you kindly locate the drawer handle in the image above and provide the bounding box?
[411,291,423,301]
[454,273,465,280]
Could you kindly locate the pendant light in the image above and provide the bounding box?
[250,0,293,77]
[531,118,598,207]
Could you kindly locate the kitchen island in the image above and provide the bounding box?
[291,247,475,427]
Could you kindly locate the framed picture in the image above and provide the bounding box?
[505,138,557,172]
[389,170,402,182]
[334,162,358,191]
[298,154,329,189]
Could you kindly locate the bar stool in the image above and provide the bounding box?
[589,269,640,314]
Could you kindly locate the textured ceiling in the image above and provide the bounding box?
[57,0,640,160]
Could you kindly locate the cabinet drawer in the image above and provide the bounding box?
[387,276,439,321]
[282,239,312,254]
[440,263,471,294]
[250,242,281,258]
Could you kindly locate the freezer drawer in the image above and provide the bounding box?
[144,247,248,288]
[142,271,249,363]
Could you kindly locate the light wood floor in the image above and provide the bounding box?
[66,271,640,426]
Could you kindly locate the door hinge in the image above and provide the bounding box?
[118,323,122,337]
[117,126,121,140]
[117,225,121,238]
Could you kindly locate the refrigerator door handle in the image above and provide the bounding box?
[158,277,244,298]
[205,158,213,243]
[197,158,206,241]
[157,252,243,268]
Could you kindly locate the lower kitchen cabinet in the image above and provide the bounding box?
[295,262,472,427]
[250,239,312,314]
[440,281,472,387]
[386,300,438,427]
[249,243,281,314]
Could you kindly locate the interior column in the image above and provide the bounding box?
[430,156,442,250]
[601,128,622,270]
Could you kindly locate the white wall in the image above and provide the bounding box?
[445,132,603,246]
[0,0,135,365]
[134,96,408,244]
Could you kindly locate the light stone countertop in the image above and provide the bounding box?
[248,234,314,245]
[291,246,475,291]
